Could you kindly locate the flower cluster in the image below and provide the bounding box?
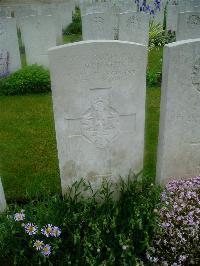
[41,224,62,238]
[147,176,200,265]
[135,0,161,15]
[14,210,61,257]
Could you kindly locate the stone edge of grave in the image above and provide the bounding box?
[165,37,200,48]
[48,39,146,53]
[0,177,7,213]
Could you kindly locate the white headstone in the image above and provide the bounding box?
[80,1,112,16]
[56,2,75,29]
[0,17,21,76]
[157,38,200,185]
[82,11,118,40]
[19,15,57,68]
[179,0,200,12]
[177,11,200,41]
[0,6,11,17]
[0,178,6,213]
[48,40,147,193]
[14,4,63,44]
[166,3,178,32]
[118,11,149,45]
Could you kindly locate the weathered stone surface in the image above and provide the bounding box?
[179,0,200,12]
[0,17,21,75]
[157,38,200,185]
[0,5,11,17]
[118,11,149,45]
[177,11,200,41]
[48,41,147,193]
[0,178,6,213]
[82,10,118,40]
[166,3,178,32]
[19,14,57,67]
[55,1,74,29]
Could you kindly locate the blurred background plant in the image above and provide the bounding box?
[63,7,82,35]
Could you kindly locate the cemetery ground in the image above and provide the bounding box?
[0,42,164,265]
[3,31,199,265]
[0,45,162,202]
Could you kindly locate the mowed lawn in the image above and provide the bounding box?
[0,46,162,202]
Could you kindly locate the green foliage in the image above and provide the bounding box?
[63,7,82,35]
[164,30,176,44]
[149,20,166,49]
[149,21,176,49]
[0,65,51,96]
[147,70,162,87]
[0,176,161,265]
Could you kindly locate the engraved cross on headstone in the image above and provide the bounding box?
[64,87,136,149]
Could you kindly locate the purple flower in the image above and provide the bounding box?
[50,226,62,237]
[33,240,44,250]
[24,223,38,235]
[41,224,53,237]
[41,244,51,257]
[14,210,25,222]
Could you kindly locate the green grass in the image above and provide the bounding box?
[0,46,162,201]
[144,87,161,178]
[0,94,61,201]
[0,87,161,201]
[63,34,82,44]
[148,46,163,73]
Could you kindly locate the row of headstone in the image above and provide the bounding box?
[48,37,200,193]
[167,0,200,34]
[82,5,149,45]
[176,11,200,41]
[0,2,75,29]
[0,2,75,71]
[81,0,168,27]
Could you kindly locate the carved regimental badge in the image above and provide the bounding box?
[81,97,120,148]
[187,15,200,25]
[192,58,200,92]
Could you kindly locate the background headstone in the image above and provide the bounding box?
[19,14,57,67]
[179,0,200,12]
[157,38,200,185]
[0,17,21,76]
[177,11,200,41]
[0,6,11,17]
[49,41,147,193]
[118,11,149,45]
[166,3,178,32]
[0,178,6,213]
[82,10,118,40]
